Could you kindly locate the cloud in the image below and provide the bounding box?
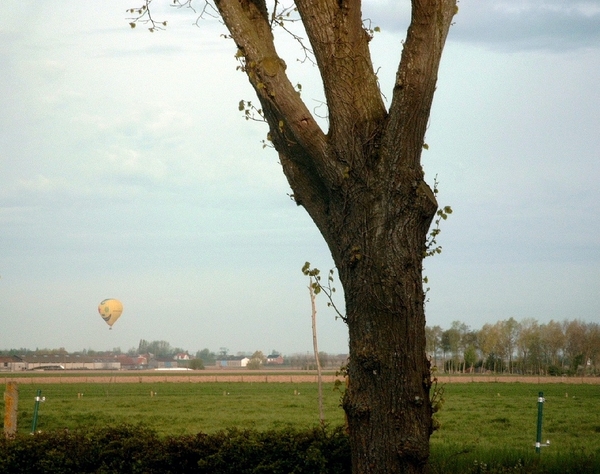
[452,0,600,51]
[363,0,600,51]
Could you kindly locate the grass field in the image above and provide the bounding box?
[432,383,600,449]
[3,379,600,471]
[8,381,346,436]
[429,383,600,472]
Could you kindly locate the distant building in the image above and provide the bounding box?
[115,354,147,370]
[217,356,250,368]
[20,354,120,370]
[266,354,284,365]
[0,355,26,372]
[174,352,190,361]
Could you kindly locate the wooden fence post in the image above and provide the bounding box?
[3,382,18,438]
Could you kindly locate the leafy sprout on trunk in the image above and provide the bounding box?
[301,262,346,323]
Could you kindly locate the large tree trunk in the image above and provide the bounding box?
[214,0,456,471]
[333,169,438,473]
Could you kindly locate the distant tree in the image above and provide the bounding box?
[463,345,477,372]
[196,348,216,365]
[499,318,520,374]
[516,318,541,375]
[540,320,565,369]
[137,339,148,354]
[587,323,600,375]
[126,347,138,356]
[478,323,501,373]
[425,325,443,368]
[189,358,205,370]
[318,351,330,369]
[441,325,461,373]
[564,320,587,375]
[452,321,472,372]
[138,340,175,358]
[247,350,266,370]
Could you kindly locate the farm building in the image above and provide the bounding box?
[148,357,180,369]
[217,356,250,368]
[115,355,148,370]
[266,354,284,365]
[21,354,120,370]
[0,355,26,372]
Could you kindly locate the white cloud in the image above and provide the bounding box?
[362,0,600,51]
[451,0,600,50]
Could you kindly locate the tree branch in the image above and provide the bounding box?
[214,0,326,157]
[383,0,457,171]
[295,0,386,150]
[213,0,342,226]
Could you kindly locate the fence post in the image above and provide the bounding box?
[535,391,544,453]
[3,382,18,438]
[30,389,45,434]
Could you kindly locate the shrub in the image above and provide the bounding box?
[0,424,350,474]
[547,365,563,376]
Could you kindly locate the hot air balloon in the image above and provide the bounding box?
[98,299,123,329]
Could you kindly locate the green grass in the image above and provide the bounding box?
[9,382,345,436]
[3,381,600,471]
[431,383,600,450]
[429,383,600,473]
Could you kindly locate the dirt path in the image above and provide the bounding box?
[3,373,343,385]
[4,373,600,385]
[435,374,600,384]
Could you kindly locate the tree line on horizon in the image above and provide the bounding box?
[3,318,597,376]
[427,318,600,376]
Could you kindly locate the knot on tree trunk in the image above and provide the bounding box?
[396,435,430,468]
[416,180,438,220]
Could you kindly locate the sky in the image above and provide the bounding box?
[1,0,598,356]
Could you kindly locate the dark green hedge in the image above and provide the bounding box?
[0,425,350,474]
[3,425,598,474]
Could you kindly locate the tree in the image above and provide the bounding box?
[247,350,266,369]
[196,348,217,365]
[540,319,565,370]
[516,318,541,375]
[498,318,520,374]
[441,325,461,373]
[477,324,491,371]
[138,339,178,358]
[189,358,205,370]
[586,323,600,375]
[425,325,443,368]
[131,0,456,471]
[564,319,587,375]
[463,345,477,372]
[302,262,327,425]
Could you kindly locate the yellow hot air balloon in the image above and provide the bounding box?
[98,299,123,329]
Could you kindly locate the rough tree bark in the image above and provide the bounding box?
[212,0,455,472]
